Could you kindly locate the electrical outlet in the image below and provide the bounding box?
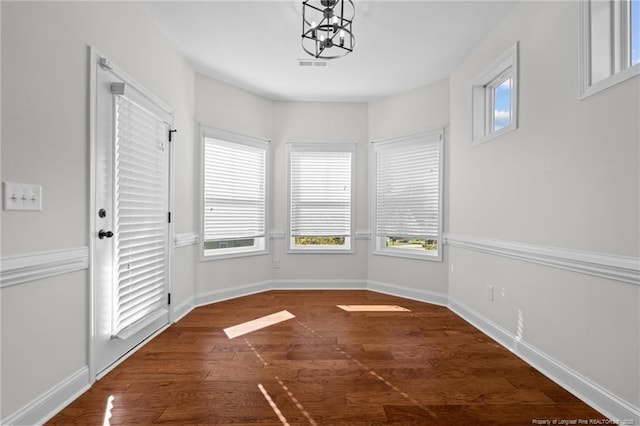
[450,263,454,272]
[486,285,494,302]
[273,258,280,269]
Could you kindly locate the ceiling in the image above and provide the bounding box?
[142,1,518,102]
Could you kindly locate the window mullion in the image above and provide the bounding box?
[485,83,494,137]
[613,0,629,72]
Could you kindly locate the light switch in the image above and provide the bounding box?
[3,182,42,211]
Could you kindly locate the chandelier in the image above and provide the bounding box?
[301,0,355,59]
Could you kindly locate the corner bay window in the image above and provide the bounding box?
[373,129,443,260]
[288,143,355,251]
[202,128,268,258]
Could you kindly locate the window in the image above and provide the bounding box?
[471,43,519,146]
[372,128,443,261]
[288,143,355,252]
[580,0,640,98]
[201,127,268,259]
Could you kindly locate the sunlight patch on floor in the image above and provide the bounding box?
[102,395,115,426]
[336,304,410,312]
[258,383,290,426]
[224,310,295,339]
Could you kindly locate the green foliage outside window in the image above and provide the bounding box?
[294,236,345,246]
[386,237,437,251]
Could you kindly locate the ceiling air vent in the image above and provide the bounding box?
[298,59,329,68]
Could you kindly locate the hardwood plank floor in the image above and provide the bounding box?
[47,290,605,425]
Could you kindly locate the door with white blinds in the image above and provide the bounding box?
[92,53,172,378]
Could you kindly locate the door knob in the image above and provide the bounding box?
[98,229,114,239]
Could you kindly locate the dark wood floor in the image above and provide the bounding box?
[47,290,604,425]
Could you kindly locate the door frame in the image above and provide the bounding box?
[88,46,175,382]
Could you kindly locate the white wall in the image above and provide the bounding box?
[194,75,274,295]
[271,102,369,283]
[3,0,638,423]
[0,1,195,420]
[448,0,639,414]
[367,79,450,295]
[194,82,370,287]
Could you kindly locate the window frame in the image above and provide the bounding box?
[470,42,519,147]
[579,0,640,99]
[200,125,270,261]
[371,128,444,262]
[287,142,356,254]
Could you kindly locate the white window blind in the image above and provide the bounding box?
[113,92,170,339]
[375,130,442,241]
[203,138,266,241]
[290,148,352,237]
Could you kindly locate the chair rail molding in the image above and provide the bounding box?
[269,230,286,240]
[444,233,640,286]
[355,230,371,240]
[0,247,89,288]
[174,232,199,248]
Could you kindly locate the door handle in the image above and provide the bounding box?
[98,229,114,239]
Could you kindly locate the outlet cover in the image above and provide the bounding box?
[486,285,494,301]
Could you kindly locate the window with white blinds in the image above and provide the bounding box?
[373,129,443,260]
[202,129,268,258]
[113,90,170,339]
[288,144,354,251]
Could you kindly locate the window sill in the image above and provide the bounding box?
[372,249,441,262]
[287,248,354,254]
[470,122,517,148]
[579,63,640,100]
[200,249,268,262]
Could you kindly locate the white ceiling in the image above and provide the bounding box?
[142,1,517,102]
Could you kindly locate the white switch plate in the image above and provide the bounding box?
[3,182,42,211]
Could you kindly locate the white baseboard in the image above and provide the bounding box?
[172,295,195,322]
[194,280,271,307]
[194,279,368,307]
[367,280,448,306]
[272,278,367,290]
[1,367,90,426]
[448,297,640,424]
[10,283,634,425]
